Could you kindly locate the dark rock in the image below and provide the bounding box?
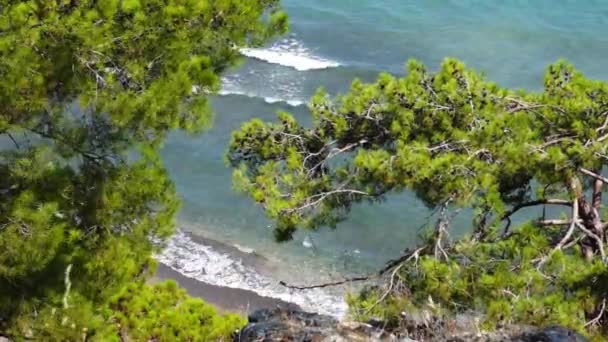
[234,308,395,341]
[517,326,588,342]
[234,308,590,342]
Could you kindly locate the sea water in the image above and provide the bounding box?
[159,1,608,317]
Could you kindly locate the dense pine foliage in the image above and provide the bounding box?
[3,0,608,339]
[0,0,285,339]
[229,59,608,338]
[108,281,244,341]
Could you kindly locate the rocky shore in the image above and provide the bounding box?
[152,236,591,342]
[233,308,589,342]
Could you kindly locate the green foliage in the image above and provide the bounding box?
[348,225,608,340]
[228,58,608,239]
[8,292,116,341]
[108,281,245,341]
[228,58,608,337]
[5,281,244,341]
[0,0,285,338]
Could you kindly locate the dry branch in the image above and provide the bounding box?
[278,246,427,290]
[580,168,608,184]
[279,275,371,290]
[585,298,607,327]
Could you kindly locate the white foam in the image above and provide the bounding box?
[218,89,305,107]
[233,243,255,254]
[241,38,340,71]
[156,231,348,318]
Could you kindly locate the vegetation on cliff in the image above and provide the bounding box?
[228,59,608,339]
[0,0,285,339]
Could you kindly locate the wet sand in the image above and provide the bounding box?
[152,262,301,316]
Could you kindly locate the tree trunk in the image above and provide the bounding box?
[571,176,605,259]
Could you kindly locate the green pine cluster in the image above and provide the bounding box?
[107,281,245,341]
[0,0,285,340]
[348,223,608,340]
[11,281,244,341]
[228,59,608,338]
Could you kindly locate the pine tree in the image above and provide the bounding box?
[0,0,286,339]
[228,59,608,338]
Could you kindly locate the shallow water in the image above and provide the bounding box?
[159,1,608,316]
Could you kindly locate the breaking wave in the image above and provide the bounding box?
[156,230,348,318]
[240,38,340,71]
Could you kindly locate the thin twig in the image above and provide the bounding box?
[538,199,578,267]
[279,275,371,290]
[7,132,20,149]
[575,222,607,262]
[282,188,370,214]
[585,298,606,327]
[502,199,571,222]
[536,219,577,226]
[554,200,579,251]
[363,263,406,315]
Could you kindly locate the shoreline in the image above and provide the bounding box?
[181,230,279,279]
[152,262,301,316]
[155,229,348,317]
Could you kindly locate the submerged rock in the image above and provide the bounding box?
[234,308,589,342]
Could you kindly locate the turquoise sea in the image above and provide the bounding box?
[157,1,608,316]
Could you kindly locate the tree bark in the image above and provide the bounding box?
[571,176,606,260]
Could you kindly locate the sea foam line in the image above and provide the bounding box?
[156,230,348,318]
[240,38,340,71]
[217,89,306,107]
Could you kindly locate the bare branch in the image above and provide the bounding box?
[503,96,567,115]
[278,131,305,142]
[539,135,576,149]
[579,167,608,184]
[502,199,571,221]
[538,199,579,267]
[592,177,603,210]
[6,132,20,149]
[496,199,572,232]
[434,200,455,261]
[63,264,73,309]
[597,132,608,143]
[575,222,607,262]
[596,111,608,133]
[306,140,366,178]
[554,200,579,251]
[302,140,336,168]
[282,188,371,215]
[536,219,576,226]
[379,246,428,275]
[585,298,607,327]
[279,275,371,290]
[364,263,406,315]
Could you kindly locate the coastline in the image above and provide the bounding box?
[151,262,301,315]
[155,229,348,317]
